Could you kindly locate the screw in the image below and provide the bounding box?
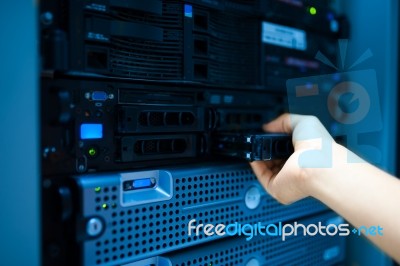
[78,165,85,172]
[41,12,53,25]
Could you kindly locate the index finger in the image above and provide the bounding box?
[262,113,302,133]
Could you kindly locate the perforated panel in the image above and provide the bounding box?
[76,163,328,266]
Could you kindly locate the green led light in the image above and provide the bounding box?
[309,6,317,15]
[95,187,101,193]
[88,147,97,157]
[102,203,108,209]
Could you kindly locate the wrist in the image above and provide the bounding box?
[300,142,349,199]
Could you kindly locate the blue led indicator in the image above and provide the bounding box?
[330,20,339,33]
[80,124,103,139]
[184,4,192,18]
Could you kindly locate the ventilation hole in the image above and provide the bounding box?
[148,112,164,126]
[165,112,180,125]
[143,140,157,154]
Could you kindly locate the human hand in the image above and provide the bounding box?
[250,113,339,204]
[253,114,400,263]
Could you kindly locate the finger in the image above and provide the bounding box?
[262,113,301,133]
[249,161,276,190]
[270,159,285,173]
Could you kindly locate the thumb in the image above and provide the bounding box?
[263,113,299,133]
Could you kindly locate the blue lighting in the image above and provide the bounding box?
[184,4,192,18]
[133,178,153,189]
[80,124,103,139]
[91,91,108,101]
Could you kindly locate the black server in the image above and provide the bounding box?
[40,0,349,265]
